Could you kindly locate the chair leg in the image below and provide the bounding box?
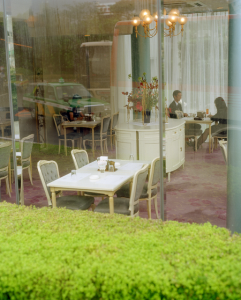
[194,136,197,152]
[100,139,103,155]
[105,139,108,153]
[110,134,113,150]
[90,204,96,211]
[72,140,74,150]
[28,166,33,185]
[59,140,61,154]
[83,140,86,150]
[154,196,159,219]
[147,200,151,219]
[5,177,11,197]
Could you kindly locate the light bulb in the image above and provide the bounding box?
[169,8,180,16]
[153,11,158,20]
[139,9,151,20]
[131,16,141,26]
[178,15,188,25]
[168,14,178,23]
[165,19,172,27]
[143,14,153,25]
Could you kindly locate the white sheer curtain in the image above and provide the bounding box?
[164,12,228,114]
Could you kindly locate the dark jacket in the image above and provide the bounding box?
[169,100,183,119]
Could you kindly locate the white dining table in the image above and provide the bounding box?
[47,159,151,214]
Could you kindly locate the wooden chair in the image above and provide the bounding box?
[83,115,110,155]
[95,164,149,216]
[37,160,95,210]
[116,157,160,219]
[211,131,227,152]
[53,114,81,154]
[71,149,106,199]
[107,112,119,150]
[219,140,227,164]
[0,142,12,197]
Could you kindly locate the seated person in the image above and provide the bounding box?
[169,90,188,118]
[68,107,84,121]
[194,97,227,150]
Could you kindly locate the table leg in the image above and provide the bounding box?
[92,128,95,157]
[51,190,57,208]
[2,125,4,138]
[209,124,211,153]
[64,127,67,156]
[109,195,114,214]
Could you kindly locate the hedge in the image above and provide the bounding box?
[0,202,241,300]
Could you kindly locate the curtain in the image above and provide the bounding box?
[164,12,228,115]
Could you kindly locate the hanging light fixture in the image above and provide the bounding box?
[164,9,188,38]
[131,8,187,39]
[132,9,158,38]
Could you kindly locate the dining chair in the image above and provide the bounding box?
[37,160,95,210]
[107,112,119,150]
[211,128,227,152]
[53,114,81,154]
[94,164,149,216]
[71,149,106,199]
[83,115,111,155]
[116,157,160,219]
[71,149,89,169]
[0,142,12,197]
[219,140,227,164]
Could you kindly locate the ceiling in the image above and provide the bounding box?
[163,0,228,13]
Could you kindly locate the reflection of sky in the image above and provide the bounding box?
[10,0,119,18]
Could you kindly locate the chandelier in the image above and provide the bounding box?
[164,8,188,38]
[131,9,158,38]
[131,8,188,39]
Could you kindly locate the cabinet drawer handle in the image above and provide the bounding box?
[180,129,182,131]
[180,147,182,151]
[174,131,176,134]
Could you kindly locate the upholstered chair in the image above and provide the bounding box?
[53,114,81,154]
[0,142,12,197]
[71,149,89,169]
[107,112,119,150]
[219,140,227,164]
[37,160,95,210]
[94,164,149,216]
[83,115,110,155]
[116,157,160,219]
[71,149,105,199]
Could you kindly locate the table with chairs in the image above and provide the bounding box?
[38,147,160,218]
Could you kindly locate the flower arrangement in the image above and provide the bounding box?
[122,73,159,123]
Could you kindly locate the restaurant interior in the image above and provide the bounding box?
[0,0,232,227]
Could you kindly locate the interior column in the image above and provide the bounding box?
[227,0,241,233]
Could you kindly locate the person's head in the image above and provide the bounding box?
[214,97,227,110]
[173,90,182,103]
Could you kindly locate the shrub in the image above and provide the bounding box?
[0,202,240,300]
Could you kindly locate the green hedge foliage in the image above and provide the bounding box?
[0,202,241,300]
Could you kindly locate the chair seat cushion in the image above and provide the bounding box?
[115,183,157,199]
[0,170,8,178]
[212,133,227,138]
[185,129,202,136]
[22,161,30,168]
[56,195,94,210]
[94,197,138,215]
[83,133,107,141]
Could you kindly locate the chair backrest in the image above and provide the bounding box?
[112,112,119,129]
[21,134,34,161]
[175,110,184,119]
[219,140,227,164]
[148,157,160,190]
[37,160,59,206]
[129,164,149,216]
[71,149,89,169]
[53,114,63,137]
[0,142,12,173]
[101,115,111,136]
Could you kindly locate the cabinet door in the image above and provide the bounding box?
[179,125,185,163]
[166,131,180,172]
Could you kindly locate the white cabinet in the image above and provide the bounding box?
[115,119,185,182]
[165,123,185,182]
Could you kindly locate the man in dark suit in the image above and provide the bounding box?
[169,90,188,118]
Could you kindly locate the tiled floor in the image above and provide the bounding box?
[1,142,226,227]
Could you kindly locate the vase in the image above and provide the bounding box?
[144,110,151,123]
